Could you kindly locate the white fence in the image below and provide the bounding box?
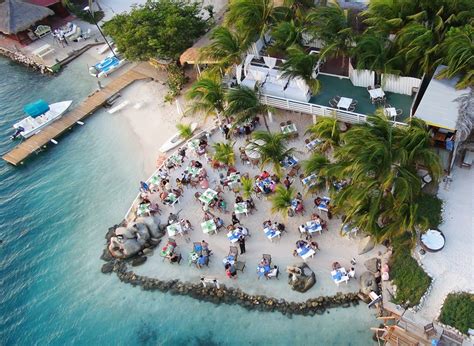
[260,93,407,127]
[381,74,421,95]
[348,62,374,88]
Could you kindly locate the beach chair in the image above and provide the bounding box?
[424,323,436,338]
[262,254,272,264]
[229,246,238,258]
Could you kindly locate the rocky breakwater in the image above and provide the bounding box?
[0,46,48,73]
[105,261,361,317]
[101,216,165,273]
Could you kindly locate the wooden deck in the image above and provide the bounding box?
[2,62,157,166]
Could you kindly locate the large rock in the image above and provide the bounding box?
[358,236,375,255]
[287,263,316,293]
[359,271,378,295]
[135,216,161,238]
[121,238,142,257]
[131,256,147,266]
[115,226,135,239]
[101,261,115,273]
[364,258,379,273]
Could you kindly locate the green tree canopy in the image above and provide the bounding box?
[309,112,441,243]
[103,0,208,61]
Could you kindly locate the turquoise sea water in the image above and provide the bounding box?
[0,56,377,345]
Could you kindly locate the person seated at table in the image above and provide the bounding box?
[217,198,227,213]
[314,197,322,207]
[198,167,207,178]
[237,225,250,237]
[235,195,243,204]
[171,188,182,198]
[296,240,308,249]
[332,261,341,270]
[203,211,213,222]
[260,171,270,180]
[246,197,256,212]
[225,263,237,279]
[263,220,272,228]
[227,166,238,174]
[260,258,270,267]
[140,193,151,204]
[267,265,279,279]
[158,168,169,179]
[348,267,356,279]
[175,178,184,192]
[140,181,150,193]
[199,138,207,147]
[196,254,209,268]
[276,223,285,232]
[149,202,161,215]
[262,184,272,194]
[309,241,320,251]
[294,200,304,215]
[194,160,203,169]
[201,240,209,251]
[159,191,169,201]
[199,176,209,189]
[167,252,182,264]
[270,174,280,184]
[214,217,224,230]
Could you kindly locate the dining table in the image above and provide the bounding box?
[384,107,397,118]
[280,123,298,135]
[337,97,353,110]
[201,219,217,234]
[368,88,385,100]
[199,188,217,205]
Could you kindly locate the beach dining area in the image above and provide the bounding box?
[125,111,385,301]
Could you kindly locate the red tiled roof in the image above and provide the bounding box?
[26,0,60,7]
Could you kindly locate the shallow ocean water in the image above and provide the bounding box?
[0,56,377,345]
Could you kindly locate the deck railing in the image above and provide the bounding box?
[260,93,408,127]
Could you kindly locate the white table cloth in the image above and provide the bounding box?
[368,88,385,99]
[337,97,353,110]
[385,107,397,117]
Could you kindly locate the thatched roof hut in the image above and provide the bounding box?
[0,0,54,35]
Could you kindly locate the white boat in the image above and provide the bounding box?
[159,123,198,153]
[11,100,72,139]
[89,55,126,78]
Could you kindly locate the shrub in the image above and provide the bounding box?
[439,292,474,334]
[416,193,443,230]
[389,246,431,307]
[165,64,188,102]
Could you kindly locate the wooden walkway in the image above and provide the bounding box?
[2,62,157,166]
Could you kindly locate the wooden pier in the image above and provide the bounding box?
[2,62,157,166]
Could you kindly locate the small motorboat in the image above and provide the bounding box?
[11,99,72,139]
[159,123,198,153]
[89,55,126,78]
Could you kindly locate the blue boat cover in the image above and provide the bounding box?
[24,100,50,117]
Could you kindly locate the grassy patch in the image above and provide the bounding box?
[439,292,474,334]
[416,193,443,229]
[389,247,431,307]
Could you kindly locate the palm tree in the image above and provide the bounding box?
[241,176,254,199]
[453,89,474,142]
[248,130,295,175]
[271,20,303,51]
[352,33,402,84]
[305,3,354,69]
[199,26,250,74]
[212,142,236,166]
[186,76,225,121]
[225,0,275,41]
[270,185,295,218]
[302,152,330,192]
[395,22,443,76]
[436,25,474,89]
[176,123,193,140]
[225,86,271,131]
[305,116,341,153]
[281,45,320,93]
[327,111,442,242]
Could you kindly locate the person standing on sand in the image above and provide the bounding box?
[223,125,230,140]
[238,236,246,255]
[231,212,240,225]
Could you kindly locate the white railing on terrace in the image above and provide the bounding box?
[260,93,408,127]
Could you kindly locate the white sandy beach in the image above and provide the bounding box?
[118,104,386,302]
